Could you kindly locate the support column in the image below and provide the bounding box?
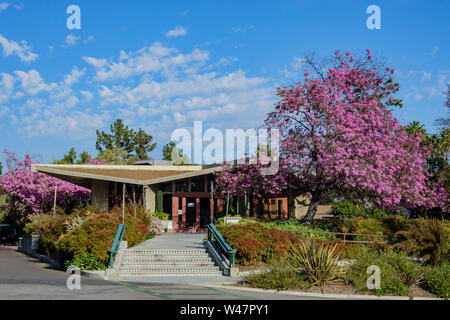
[283,198,288,219]
[91,180,109,212]
[217,199,223,213]
[143,185,157,214]
[210,198,214,224]
[196,197,200,230]
[181,197,186,231]
[172,196,179,232]
[268,199,272,219]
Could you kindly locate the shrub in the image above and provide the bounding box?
[345,248,423,296]
[125,204,152,227]
[289,239,344,286]
[57,213,147,265]
[422,263,449,299]
[244,259,307,290]
[381,216,409,243]
[394,218,449,265]
[64,252,107,270]
[262,219,336,240]
[332,200,391,219]
[217,223,304,265]
[153,211,170,220]
[341,217,385,242]
[24,213,67,257]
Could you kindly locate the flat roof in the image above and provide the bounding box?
[32,164,226,188]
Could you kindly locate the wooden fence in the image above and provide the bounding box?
[278,228,388,244]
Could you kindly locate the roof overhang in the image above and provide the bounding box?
[32,164,231,188]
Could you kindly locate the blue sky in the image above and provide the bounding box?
[0,0,449,163]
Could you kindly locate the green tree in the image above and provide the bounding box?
[76,151,91,164]
[96,119,156,161]
[54,147,77,164]
[162,142,190,164]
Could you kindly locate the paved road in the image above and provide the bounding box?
[0,248,324,300]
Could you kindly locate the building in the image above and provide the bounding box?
[32,162,328,232]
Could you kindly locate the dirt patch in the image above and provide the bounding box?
[237,279,438,298]
[237,262,270,272]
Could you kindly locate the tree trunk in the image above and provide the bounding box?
[302,194,320,225]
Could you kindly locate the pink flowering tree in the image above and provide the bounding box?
[215,50,448,224]
[0,150,91,227]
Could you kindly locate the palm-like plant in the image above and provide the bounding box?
[289,239,344,286]
[395,218,449,265]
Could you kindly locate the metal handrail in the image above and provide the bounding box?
[108,224,126,268]
[207,223,236,268]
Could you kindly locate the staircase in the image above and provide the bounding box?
[119,248,223,277]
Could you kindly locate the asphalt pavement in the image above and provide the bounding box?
[0,247,324,300]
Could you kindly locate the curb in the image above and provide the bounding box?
[79,270,107,280]
[206,284,442,300]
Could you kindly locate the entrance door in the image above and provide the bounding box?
[185,197,196,230]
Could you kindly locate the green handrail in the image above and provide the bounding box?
[207,224,236,268]
[108,224,126,269]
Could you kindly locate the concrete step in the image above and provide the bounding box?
[119,271,223,277]
[122,262,215,268]
[119,247,223,277]
[120,266,220,273]
[126,249,207,254]
[123,258,214,264]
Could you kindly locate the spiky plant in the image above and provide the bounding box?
[125,203,152,227]
[289,239,344,286]
[395,218,449,265]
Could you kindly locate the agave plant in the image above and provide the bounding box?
[289,239,344,286]
[394,218,449,265]
[64,214,85,233]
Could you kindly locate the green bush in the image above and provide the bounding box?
[57,213,147,265]
[332,200,391,219]
[244,259,307,291]
[261,219,336,240]
[64,252,107,270]
[422,263,449,299]
[153,211,169,220]
[345,248,423,296]
[341,217,385,242]
[289,239,344,286]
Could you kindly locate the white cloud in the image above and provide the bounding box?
[283,57,305,78]
[13,70,53,96]
[14,2,23,10]
[0,2,9,12]
[165,26,187,37]
[87,42,209,82]
[231,26,254,33]
[0,34,38,62]
[63,34,80,47]
[83,56,108,68]
[84,35,94,44]
[0,72,15,104]
[0,105,8,118]
[80,90,94,101]
[63,67,85,87]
